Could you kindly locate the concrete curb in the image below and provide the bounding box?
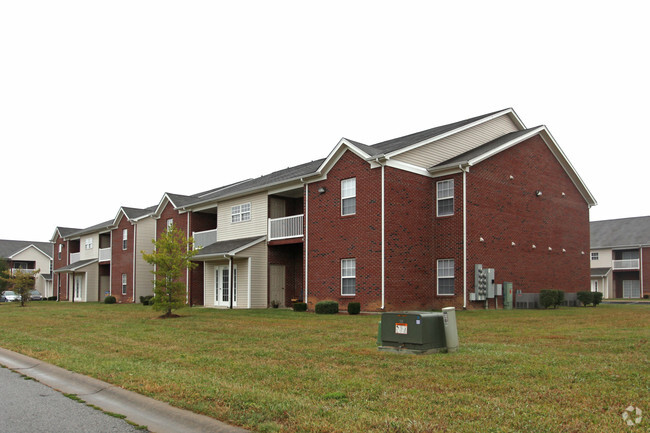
[0,347,249,433]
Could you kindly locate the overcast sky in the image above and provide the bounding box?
[1,1,648,241]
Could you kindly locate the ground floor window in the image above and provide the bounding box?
[122,273,127,295]
[341,258,356,296]
[437,259,455,295]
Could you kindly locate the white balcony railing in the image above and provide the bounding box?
[613,259,640,270]
[70,252,81,264]
[10,268,36,276]
[99,247,111,262]
[193,229,218,249]
[268,214,304,241]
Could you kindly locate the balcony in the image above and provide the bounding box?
[193,229,218,249]
[10,268,36,276]
[613,259,640,270]
[70,252,81,264]
[99,247,111,262]
[268,214,304,241]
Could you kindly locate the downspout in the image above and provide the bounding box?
[186,213,191,305]
[374,157,387,310]
[640,245,644,297]
[461,164,468,310]
[132,223,137,303]
[228,255,234,309]
[303,181,309,304]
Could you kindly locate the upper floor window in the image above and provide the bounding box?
[58,244,62,260]
[84,238,93,250]
[166,219,174,231]
[591,252,598,261]
[437,259,455,295]
[341,258,356,296]
[341,178,356,216]
[122,229,128,250]
[231,203,251,223]
[437,179,454,216]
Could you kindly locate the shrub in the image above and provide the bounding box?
[315,301,339,314]
[592,292,603,306]
[554,290,565,308]
[293,302,307,312]
[539,290,555,309]
[104,296,117,304]
[47,296,57,301]
[140,295,154,306]
[347,302,361,315]
[576,291,594,306]
[644,294,649,299]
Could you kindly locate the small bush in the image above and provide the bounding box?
[347,302,361,315]
[140,295,154,305]
[539,290,555,309]
[644,294,649,299]
[293,302,307,312]
[554,290,565,308]
[576,291,594,306]
[104,296,117,304]
[47,296,57,301]
[315,301,339,314]
[592,292,603,306]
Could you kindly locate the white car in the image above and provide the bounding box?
[0,291,22,302]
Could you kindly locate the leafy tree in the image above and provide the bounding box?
[0,260,9,291]
[1,268,39,307]
[142,225,197,318]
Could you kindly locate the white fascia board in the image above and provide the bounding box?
[50,228,62,243]
[152,194,173,219]
[316,138,372,175]
[385,109,519,159]
[466,127,545,167]
[537,127,598,207]
[112,208,127,227]
[267,180,306,196]
[193,236,266,261]
[384,159,434,177]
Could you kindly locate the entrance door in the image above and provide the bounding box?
[623,280,640,299]
[215,265,237,307]
[74,275,83,301]
[269,264,285,307]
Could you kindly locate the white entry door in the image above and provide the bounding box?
[215,266,237,307]
[623,280,640,299]
[74,275,83,301]
[269,264,286,308]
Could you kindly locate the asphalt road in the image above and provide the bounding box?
[0,366,142,433]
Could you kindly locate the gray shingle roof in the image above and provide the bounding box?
[590,267,611,277]
[590,216,650,248]
[193,236,266,259]
[122,206,156,220]
[54,258,98,273]
[66,220,115,238]
[0,239,53,259]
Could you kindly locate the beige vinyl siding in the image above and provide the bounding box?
[394,115,520,168]
[246,241,268,308]
[135,217,155,297]
[204,261,217,306]
[80,233,99,260]
[217,192,268,242]
[74,264,99,302]
[589,248,612,268]
[11,247,52,293]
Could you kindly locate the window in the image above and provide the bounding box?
[84,238,93,250]
[591,252,598,261]
[121,273,127,295]
[122,229,128,250]
[437,179,454,216]
[231,203,251,223]
[341,258,356,296]
[166,219,174,231]
[437,259,455,295]
[58,244,62,260]
[341,178,356,216]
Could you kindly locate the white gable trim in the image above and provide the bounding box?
[315,138,372,175]
[9,244,53,260]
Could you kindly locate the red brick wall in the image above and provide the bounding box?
[111,217,134,303]
[642,247,650,298]
[306,150,382,311]
[53,236,68,300]
[156,201,191,303]
[464,135,591,304]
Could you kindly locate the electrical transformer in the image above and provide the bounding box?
[378,311,448,354]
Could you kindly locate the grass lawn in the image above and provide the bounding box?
[0,302,649,432]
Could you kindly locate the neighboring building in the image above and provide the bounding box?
[590,216,650,299]
[0,239,53,297]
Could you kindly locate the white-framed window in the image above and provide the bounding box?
[121,273,127,295]
[84,238,93,250]
[437,259,455,295]
[341,258,356,296]
[231,203,251,223]
[437,179,454,216]
[166,219,174,231]
[591,252,598,261]
[58,244,62,260]
[122,229,128,250]
[341,178,356,216]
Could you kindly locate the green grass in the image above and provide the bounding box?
[1,302,649,432]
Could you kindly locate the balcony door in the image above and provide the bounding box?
[622,280,640,299]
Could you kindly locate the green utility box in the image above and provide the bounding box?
[378,311,447,354]
[503,282,513,310]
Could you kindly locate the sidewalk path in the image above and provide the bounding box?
[0,347,249,433]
